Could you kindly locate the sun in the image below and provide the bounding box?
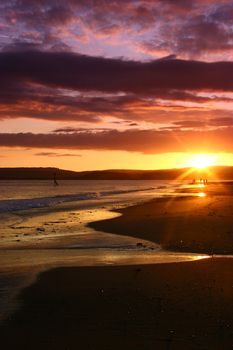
[189,154,216,169]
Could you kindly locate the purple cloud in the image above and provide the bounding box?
[0,127,233,154]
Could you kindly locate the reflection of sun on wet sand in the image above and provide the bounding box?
[89,182,233,254]
[0,206,123,249]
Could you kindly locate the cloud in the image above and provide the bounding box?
[34,152,82,157]
[1,51,233,93]
[173,120,206,128]
[210,117,233,126]
[173,117,233,129]
[1,1,233,158]
[1,51,233,125]
[0,127,233,154]
[176,16,233,56]
[134,2,233,61]
[53,127,112,133]
[128,123,138,126]
[1,0,233,61]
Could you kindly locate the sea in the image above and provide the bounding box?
[0,179,182,212]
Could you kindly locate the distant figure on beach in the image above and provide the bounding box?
[192,179,196,184]
[53,172,59,186]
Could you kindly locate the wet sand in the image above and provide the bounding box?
[0,196,150,249]
[0,204,127,249]
[89,192,233,254]
[1,258,233,349]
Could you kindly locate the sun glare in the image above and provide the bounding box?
[198,192,206,197]
[189,154,216,169]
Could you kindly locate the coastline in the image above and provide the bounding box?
[0,183,162,250]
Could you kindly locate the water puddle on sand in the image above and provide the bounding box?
[0,248,209,272]
[0,248,209,324]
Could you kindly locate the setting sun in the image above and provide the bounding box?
[189,154,216,169]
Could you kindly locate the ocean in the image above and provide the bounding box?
[0,179,182,212]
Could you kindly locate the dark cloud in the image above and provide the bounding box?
[2,41,42,52]
[53,127,87,134]
[128,123,138,126]
[53,127,112,133]
[0,127,233,154]
[176,16,233,56]
[0,86,232,125]
[0,82,219,114]
[1,51,233,125]
[1,51,233,93]
[210,117,233,126]
[173,117,233,129]
[210,3,233,23]
[2,39,71,53]
[35,152,82,157]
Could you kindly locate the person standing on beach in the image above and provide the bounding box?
[53,172,59,186]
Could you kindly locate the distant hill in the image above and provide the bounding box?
[0,166,233,180]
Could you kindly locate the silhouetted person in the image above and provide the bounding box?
[53,172,59,186]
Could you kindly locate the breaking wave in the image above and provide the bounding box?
[0,187,155,212]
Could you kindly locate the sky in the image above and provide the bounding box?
[1,0,233,171]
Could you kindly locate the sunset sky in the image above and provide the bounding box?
[1,0,233,170]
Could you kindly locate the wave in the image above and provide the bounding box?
[0,187,155,213]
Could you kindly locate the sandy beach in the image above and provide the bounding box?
[1,182,233,349]
[1,259,232,349]
[90,185,233,254]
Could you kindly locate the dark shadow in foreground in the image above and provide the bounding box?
[1,259,233,350]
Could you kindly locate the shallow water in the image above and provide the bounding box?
[0,179,185,250]
[0,248,209,323]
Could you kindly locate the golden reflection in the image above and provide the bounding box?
[198,183,205,188]
[198,192,206,197]
[194,255,210,260]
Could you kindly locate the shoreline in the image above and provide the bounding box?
[0,189,160,250]
[89,191,233,255]
[2,181,233,254]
